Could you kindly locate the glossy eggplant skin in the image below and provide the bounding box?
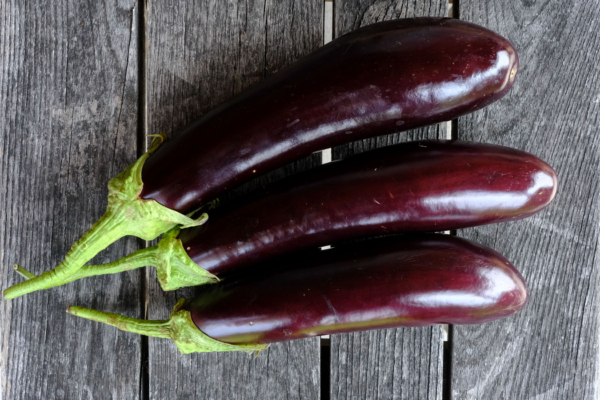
[177,140,556,276]
[140,18,519,213]
[185,234,527,344]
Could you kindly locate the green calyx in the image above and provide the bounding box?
[68,299,267,354]
[154,228,219,290]
[3,134,208,299]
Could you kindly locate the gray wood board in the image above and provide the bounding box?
[331,327,446,400]
[453,1,600,399]
[330,2,448,400]
[0,1,142,399]
[145,0,323,398]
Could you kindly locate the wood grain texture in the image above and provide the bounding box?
[453,1,600,399]
[145,0,322,398]
[330,2,448,400]
[0,1,142,399]
[331,326,446,400]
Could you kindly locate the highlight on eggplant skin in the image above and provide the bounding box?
[179,140,556,277]
[140,17,519,214]
[187,234,528,345]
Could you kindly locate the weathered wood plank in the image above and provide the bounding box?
[145,0,322,398]
[453,1,600,399]
[330,2,448,399]
[0,1,142,399]
[332,326,446,400]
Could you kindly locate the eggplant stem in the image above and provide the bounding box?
[65,228,218,290]
[5,227,217,296]
[67,299,268,354]
[3,134,208,300]
[64,247,159,283]
[68,306,171,338]
[5,206,139,299]
[13,264,36,280]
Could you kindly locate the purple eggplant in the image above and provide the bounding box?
[12,140,556,294]
[178,140,555,278]
[67,234,528,353]
[141,18,519,213]
[5,18,519,299]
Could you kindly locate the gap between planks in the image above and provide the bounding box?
[138,1,150,399]
[441,0,455,343]
[442,4,456,400]
[320,3,334,399]
[319,0,334,343]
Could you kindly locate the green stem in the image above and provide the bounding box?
[11,248,156,282]
[68,300,268,354]
[4,206,132,299]
[68,306,172,338]
[67,247,158,283]
[6,227,218,293]
[66,227,218,289]
[3,134,208,300]
[13,264,36,280]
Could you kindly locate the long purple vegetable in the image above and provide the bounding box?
[67,234,528,353]
[5,18,518,298]
[9,141,556,295]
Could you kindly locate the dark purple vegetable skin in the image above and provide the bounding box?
[140,18,519,213]
[185,234,527,345]
[178,140,557,276]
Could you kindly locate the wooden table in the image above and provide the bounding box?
[1,0,598,398]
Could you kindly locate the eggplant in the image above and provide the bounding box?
[5,18,519,299]
[176,140,556,278]
[8,140,556,295]
[141,18,519,213]
[67,234,528,353]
